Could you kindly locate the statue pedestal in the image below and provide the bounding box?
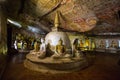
[24,53,88,74]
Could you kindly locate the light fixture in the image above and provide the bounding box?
[28,26,45,34]
[7,19,22,28]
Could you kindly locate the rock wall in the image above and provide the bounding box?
[0,5,7,54]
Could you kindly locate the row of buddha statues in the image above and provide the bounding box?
[13,33,44,50]
[30,38,88,59]
[98,40,118,48]
[13,37,95,51]
[13,38,43,50]
[14,40,27,50]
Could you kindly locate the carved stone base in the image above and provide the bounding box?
[24,54,88,74]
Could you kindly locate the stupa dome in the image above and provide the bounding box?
[45,31,71,52]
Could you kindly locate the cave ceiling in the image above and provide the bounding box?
[4,0,120,33]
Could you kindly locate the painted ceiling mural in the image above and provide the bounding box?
[26,0,98,32]
[56,0,98,32]
[5,0,120,33]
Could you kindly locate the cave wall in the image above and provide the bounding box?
[0,5,7,55]
[0,4,7,79]
[95,37,120,49]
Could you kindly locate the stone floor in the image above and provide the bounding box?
[1,52,120,80]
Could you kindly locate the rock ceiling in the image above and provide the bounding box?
[4,0,120,33]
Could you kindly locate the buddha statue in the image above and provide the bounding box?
[34,41,40,52]
[52,38,71,59]
[72,39,84,58]
[73,39,80,52]
[91,40,95,50]
[14,40,18,49]
[55,38,66,56]
[84,38,89,50]
[79,40,84,50]
[37,38,46,58]
[111,40,117,48]
[30,41,40,54]
[99,40,104,48]
[46,43,54,57]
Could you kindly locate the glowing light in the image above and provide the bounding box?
[7,19,22,28]
[28,26,45,34]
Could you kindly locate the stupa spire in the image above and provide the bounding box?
[54,11,60,28]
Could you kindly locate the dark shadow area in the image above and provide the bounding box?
[7,24,19,56]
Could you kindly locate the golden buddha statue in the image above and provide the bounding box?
[52,38,71,59]
[55,38,66,56]
[34,41,40,52]
[30,41,40,55]
[84,38,89,50]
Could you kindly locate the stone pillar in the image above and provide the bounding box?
[0,4,8,54]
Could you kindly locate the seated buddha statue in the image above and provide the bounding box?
[52,38,71,59]
[46,43,54,57]
[73,39,80,53]
[72,39,84,58]
[84,38,89,50]
[34,41,40,52]
[79,40,84,50]
[30,41,40,54]
[99,40,104,48]
[111,40,117,48]
[55,38,66,56]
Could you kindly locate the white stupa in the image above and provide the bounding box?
[45,11,71,53]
